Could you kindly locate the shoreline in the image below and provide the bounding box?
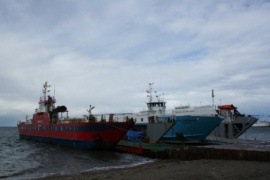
[37,159,270,180]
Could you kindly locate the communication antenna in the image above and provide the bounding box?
[54,84,55,98]
[146,83,154,102]
[212,89,215,108]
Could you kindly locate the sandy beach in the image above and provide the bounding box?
[37,159,270,180]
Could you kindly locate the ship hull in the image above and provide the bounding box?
[115,122,175,154]
[158,115,223,143]
[207,116,258,140]
[18,122,134,149]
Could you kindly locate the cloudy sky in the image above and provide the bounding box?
[0,0,270,126]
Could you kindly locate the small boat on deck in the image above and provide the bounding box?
[207,104,258,140]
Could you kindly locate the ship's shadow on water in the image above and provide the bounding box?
[0,127,152,180]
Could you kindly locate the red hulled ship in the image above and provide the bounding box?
[17,82,134,149]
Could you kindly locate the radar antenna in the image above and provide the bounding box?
[146,83,154,102]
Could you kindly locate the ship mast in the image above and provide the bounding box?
[144,83,166,114]
[87,105,95,116]
[146,82,155,102]
[42,82,50,101]
[212,89,215,109]
[38,81,56,113]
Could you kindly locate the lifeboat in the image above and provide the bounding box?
[217,104,237,110]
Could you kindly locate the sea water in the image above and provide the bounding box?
[0,127,153,180]
[2,126,270,179]
[238,126,270,142]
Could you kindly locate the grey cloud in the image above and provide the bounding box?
[0,0,270,126]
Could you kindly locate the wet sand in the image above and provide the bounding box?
[38,159,270,180]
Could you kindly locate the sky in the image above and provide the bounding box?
[0,0,270,126]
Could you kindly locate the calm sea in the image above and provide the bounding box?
[1,126,270,180]
[238,126,270,142]
[0,127,153,180]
